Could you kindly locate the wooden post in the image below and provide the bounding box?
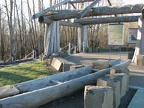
[44,21,60,56]
[83,41,85,52]
[44,24,49,56]
[78,27,82,52]
[68,42,71,55]
[78,26,88,52]
[82,25,88,49]
[132,16,144,63]
[32,50,35,60]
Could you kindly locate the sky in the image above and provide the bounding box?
[125,0,143,4]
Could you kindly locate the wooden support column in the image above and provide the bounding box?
[44,21,60,56]
[132,16,144,63]
[82,26,88,49]
[78,25,88,52]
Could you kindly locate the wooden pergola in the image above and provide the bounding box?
[33,0,144,63]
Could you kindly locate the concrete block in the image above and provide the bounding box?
[84,85,113,108]
[70,65,84,70]
[110,67,130,91]
[137,55,144,66]
[51,57,65,71]
[97,77,120,108]
[0,85,19,99]
[63,61,75,72]
[110,66,130,74]
[92,59,109,70]
[106,73,128,97]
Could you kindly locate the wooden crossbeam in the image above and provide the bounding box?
[74,15,141,25]
[59,21,81,27]
[68,0,94,4]
[32,0,70,19]
[38,4,144,24]
[76,0,101,19]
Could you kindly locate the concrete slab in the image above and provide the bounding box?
[128,90,144,108]
[84,85,113,108]
[97,77,120,108]
[51,57,66,71]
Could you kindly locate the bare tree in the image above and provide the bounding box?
[4,0,16,60]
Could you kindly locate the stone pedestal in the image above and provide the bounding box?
[106,73,128,97]
[84,85,113,108]
[97,77,120,108]
[92,59,109,70]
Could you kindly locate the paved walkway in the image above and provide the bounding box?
[66,52,144,88]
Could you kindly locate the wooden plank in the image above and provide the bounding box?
[76,0,101,19]
[32,0,70,19]
[38,4,144,23]
[74,15,140,25]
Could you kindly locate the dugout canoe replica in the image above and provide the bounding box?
[0,59,131,108]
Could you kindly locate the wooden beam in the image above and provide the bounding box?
[68,0,94,4]
[32,0,70,19]
[59,21,81,27]
[74,15,140,25]
[69,3,77,9]
[38,4,144,23]
[76,0,101,19]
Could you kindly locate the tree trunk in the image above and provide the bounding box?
[5,0,17,60]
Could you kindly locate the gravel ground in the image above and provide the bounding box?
[39,52,144,108]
